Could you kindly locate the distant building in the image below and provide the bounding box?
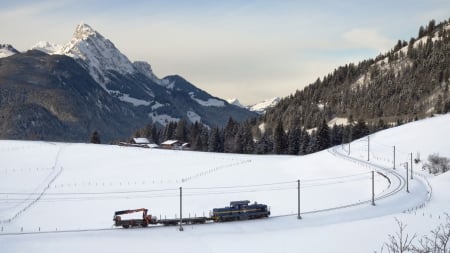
[131,137,150,145]
[119,137,159,148]
[160,140,190,150]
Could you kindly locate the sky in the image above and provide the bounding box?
[1,1,449,105]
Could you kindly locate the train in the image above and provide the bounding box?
[113,200,270,228]
[211,200,270,222]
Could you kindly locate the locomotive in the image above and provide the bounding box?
[211,200,270,222]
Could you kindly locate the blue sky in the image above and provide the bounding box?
[1,0,449,104]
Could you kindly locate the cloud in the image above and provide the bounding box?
[342,28,394,53]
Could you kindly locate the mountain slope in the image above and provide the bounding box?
[0,50,146,141]
[261,19,450,131]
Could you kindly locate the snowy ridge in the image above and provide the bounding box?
[31,41,63,55]
[227,98,245,108]
[249,97,280,114]
[0,44,18,58]
[227,97,280,114]
[190,94,225,107]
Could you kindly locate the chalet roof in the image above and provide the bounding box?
[133,137,150,144]
[161,140,181,145]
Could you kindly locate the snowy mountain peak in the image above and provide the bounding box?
[31,41,62,55]
[73,23,97,40]
[59,23,136,88]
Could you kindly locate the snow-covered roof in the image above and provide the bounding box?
[146,143,159,148]
[132,137,150,144]
[161,140,181,145]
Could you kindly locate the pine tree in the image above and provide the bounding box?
[299,129,310,155]
[208,127,222,152]
[315,120,330,151]
[90,131,101,144]
[273,121,286,154]
[352,119,369,140]
[174,119,188,142]
[287,127,300,155]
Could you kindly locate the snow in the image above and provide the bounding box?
[118,94,151,106]
[132,138,150,144]
[227,98,245,108]
[150,102,165,110]
[1,114,450,252]
[0,48,16,58]
[249,97,280,114]
[328,117,349,126]
[190,94,225,107]
[187,111,201,123]
[31,41,63,55]
[149,112,179,125]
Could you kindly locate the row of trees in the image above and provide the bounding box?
[131,116,396,155]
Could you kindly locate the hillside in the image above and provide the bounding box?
[262,19,450,131]
[0,114,449,252]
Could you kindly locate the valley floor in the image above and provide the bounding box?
[1,115,449,252]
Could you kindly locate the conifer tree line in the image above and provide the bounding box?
[129,18,450,155]
[131,116,391,155]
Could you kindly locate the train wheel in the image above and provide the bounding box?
[122,225,130,228]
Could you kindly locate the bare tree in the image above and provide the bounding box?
[413,214,450,253]
[380,215,450,253]
[381,218,417,253]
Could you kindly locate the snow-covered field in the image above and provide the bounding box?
[1,115,449,252]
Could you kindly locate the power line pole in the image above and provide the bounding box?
[297,179,302,219]
[393,146,396,170]
[405,162,409,193]
[179,187,183,231]
[367,135,370,161]
[410,153,413,180]
[372,171,375,206]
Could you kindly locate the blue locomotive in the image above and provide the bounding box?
[211,200,270,222]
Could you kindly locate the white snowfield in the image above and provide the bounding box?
[0,115,449,252]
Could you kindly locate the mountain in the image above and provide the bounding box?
[0,44,19,58]
[0,23,256,142]
[227,97,280,114]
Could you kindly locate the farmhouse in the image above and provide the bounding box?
[119,137,159,148]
